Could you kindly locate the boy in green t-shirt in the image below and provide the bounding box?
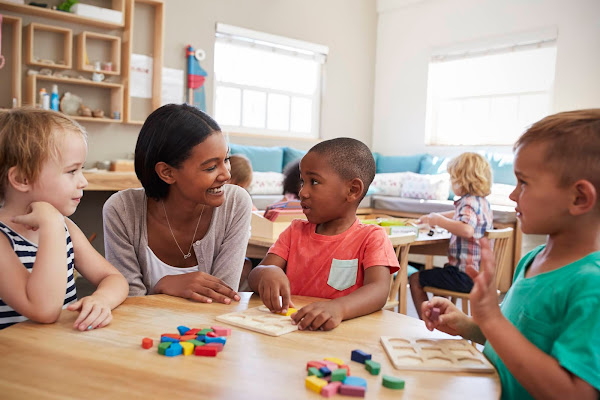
[422,109,600,399]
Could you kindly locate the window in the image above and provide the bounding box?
[425,33,557,146]
[213,24,328,139]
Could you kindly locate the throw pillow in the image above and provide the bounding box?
[376,154,425,174]
[400,172,450,200]
[229,143,284,173]
[487,183,517,207]
[247,172,284,195]
[370,172,410,196]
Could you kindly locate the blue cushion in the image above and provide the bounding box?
[376,154,425,173]
[229,143,284,173]
[282,147,307,169]
[419,154,449,175]
[485,152,516,185]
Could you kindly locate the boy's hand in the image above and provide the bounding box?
[67,294,113,331]
[12,202,63,231]
[291,301,343,331]
[466,238,503,327]
[417,212,440,227]
[154,272,241,304]
[421,297,469,336]
[257,267,294,313]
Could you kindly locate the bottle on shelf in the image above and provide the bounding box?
[50,85,60,111]
[39,88,50,110]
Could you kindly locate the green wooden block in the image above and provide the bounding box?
[365,360,381,375]
[331,368,347,382]
[187,339,205,347]
[307,367,323,378]
[382,375,405,390]
[158,342,171,355]
[199,328,214,335]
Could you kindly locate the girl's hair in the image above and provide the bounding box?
[0,108,87,201]
[447,152,492,197]
[282,159,301,198]
[135,103,221,200]
[228,154,253,189]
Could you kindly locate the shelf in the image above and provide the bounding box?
[0,15,22,108]
[83,171,141,191]
[31,74,124,89]
[25,23,72,69]
[77,31,121,75]
[0,1,125,29]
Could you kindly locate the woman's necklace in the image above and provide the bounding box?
[161,201,205,260]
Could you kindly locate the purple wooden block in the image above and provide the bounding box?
[339,384,366,397]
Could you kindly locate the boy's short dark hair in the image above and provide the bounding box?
[282,159,301,198]
[515,109,600,205]
[308,137,375,200]
[135,103,221,200]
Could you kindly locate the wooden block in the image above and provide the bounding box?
[319,366,331,377]
[205,336,226,345]
[158,342,171,355]
[307,367,323,378]
[205,342,224,352]
[180,342,194,356]
[199,328,214,335]
[177,325,190,335]
[331,368,347,382]
[321,360,338,371]
[216,306,298,336]
[339,365,351,376]
[365,360,381,375]
[161,333,180,340]
[165,342,183,357]
[306,361,327,371]
[195,346,218,357]
[109,159,134,172]
[339,384,366,397]
[321,381,342,397]
[186,339,204,347]
[380,336,495,372]
[351,349,371,364]
[160,336,179,343]
[382,375,405,390]
[141,337,153,349]
[276,307,297,316]
[305,375,328,394]
[343,376,367,388]
[210,326,231,336]
[430,307,440,322]
[206,331,218,338]
[323,357,345,366]
[186,328,201,336]
[179,334,196,341]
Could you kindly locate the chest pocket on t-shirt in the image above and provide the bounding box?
[517,311,556,354]
[327,258,358,291]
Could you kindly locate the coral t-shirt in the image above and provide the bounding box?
[268,218,400,299]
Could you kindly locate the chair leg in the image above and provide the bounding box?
[450,297,457,305]
[461,298,469,315]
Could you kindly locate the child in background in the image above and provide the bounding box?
[409,152,493,319]
[281,159,301,201]
[423,110,600,399]
[228,154,257,211]
[0,108,128,331]
[248,138,400,331]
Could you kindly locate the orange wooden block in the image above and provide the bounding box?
[179,335,196,341]
[161,333,181,340]
[141,337,153,349]
[306,361,327,370]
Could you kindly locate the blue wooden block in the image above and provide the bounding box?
[160,336,180,343]
[319,366,332,376]
[196,334,206,342]
[165,342,183,357]
[177,325,190,335]
[343,376,367,388]
[204,336,226,345]
[351,349,372,364]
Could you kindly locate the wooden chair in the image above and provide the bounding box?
[383,233,417,314]
[422,227,513,314]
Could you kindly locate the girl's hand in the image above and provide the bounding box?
[466,238,503,327]
[422,297,470,336]
[257,267,295,313]
[291,301,343,331]
[12,202,63,231]
[67,295,113,331]
[154,272,241,304]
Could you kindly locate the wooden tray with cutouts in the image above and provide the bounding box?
[216,305,298,337]
[380,336,495,373]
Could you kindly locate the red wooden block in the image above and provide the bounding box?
[186,328,201,335]
[306,361,327,370]
[179,335,196,341]
[141,337,153,349]
[195,346,218,357]
[205,342,224,352]
[339,384,366,397]
[206,331,218,338]
[161,333,181,340]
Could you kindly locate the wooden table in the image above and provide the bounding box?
[0,294,500,399]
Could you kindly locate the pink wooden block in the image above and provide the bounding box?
[431,307,441,322]
[321,381,342,397]
[210,325,231,336]
[339,384,366,397]
[322,361,338,371]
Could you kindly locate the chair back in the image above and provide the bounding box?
[484,228,513,289]
[384,233,417,313]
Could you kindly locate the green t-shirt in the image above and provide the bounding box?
[483,246,600,399]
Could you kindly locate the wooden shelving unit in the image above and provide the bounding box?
[24,22,72,69]
[0,15,22,109]
[77,31,121,75]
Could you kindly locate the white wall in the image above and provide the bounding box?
[372,0,600,157]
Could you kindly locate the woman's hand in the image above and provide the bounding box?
[67,294,113,331]
[154,272,241,304]
[291,301,343,331]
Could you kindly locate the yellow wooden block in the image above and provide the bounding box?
[305,375,328,393]
[323,357,345,366]
[180,341,194,356]
[278,307,297,317]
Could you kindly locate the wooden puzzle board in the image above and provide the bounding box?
[380,336,495,373]
[215,306,298,337]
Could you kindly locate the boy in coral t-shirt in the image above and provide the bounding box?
[248,138,400,331]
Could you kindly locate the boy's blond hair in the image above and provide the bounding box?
[228,154,253,189]
[0,108,87,201]
[447,152,492,197]
[515,109,600,204]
